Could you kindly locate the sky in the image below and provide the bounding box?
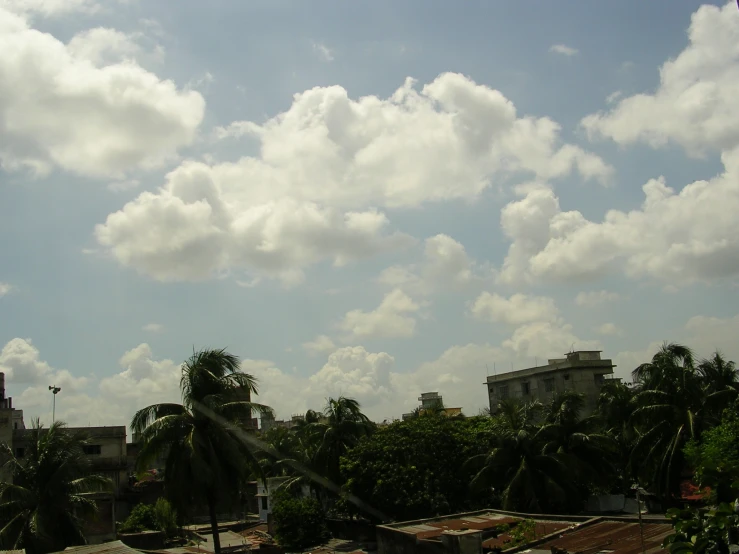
[0,0,738,429]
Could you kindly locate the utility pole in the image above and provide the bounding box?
[49,385,61,422]
[632,484,646,554]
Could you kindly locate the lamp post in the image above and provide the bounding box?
[48,385,61,422]
[631,484,646,554]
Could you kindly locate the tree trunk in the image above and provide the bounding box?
[207,494,221,554]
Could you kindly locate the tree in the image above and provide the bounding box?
[131,348,271,554]
[342,415,495,521]
[469,399,580,513]
[309,397,375,486]
[270,489,329,550]
[630,343,737,502]
[596,380,636,493]
[541,392,617,497]
[0,420,111,554]
[685,399,739,503]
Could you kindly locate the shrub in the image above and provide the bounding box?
[119,503,157,533]
[153,498,178,538]
[271,489,330,550]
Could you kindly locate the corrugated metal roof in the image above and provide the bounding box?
[1,549,25,554]
[536,521,673,554]
[59,541,140,554]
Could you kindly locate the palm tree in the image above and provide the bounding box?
[469,399,579,513]
[541,392,617,497]
[309,397,374,486]
[0,420,111,554]
[596,380,636,492]
[697,352,738,415]
[629,343,705,502]
[131,348,271,554]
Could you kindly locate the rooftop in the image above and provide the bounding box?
[485,351,615,384]
[55,541,140,554]
[536,520,672,554]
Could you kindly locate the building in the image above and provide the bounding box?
[485,351,616,416]
[402,392,463,421]
[255,476,311,522]
[377,509,672,554]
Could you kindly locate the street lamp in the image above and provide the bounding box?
[48,386,61,423]
[631,484,647,554]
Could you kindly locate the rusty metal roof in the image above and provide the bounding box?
[59,541,141,554]
[535,521,673,554]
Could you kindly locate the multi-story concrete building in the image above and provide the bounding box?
[402,392,463,421]
[484,351,616,416]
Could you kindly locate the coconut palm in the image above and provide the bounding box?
[131,348,271,554]
[697,352,738,415]
[469,399,579,513]
[309,397,374,485]
[0,420,111,554]
[541,391,617,496]
[629,343,705,502]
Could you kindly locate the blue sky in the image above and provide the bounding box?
[0,0,737,427]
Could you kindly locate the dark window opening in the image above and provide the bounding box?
[498,385,509,399]
[261,497,268,510]
[543,378,554,393]
[521,382,530,395]
[83,445,102,455]
[15,447,24,458]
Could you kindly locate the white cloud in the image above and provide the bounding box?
[497,162,739,285]
[379,234,482,295]
[502,321,600,360]
[100,73,611,283]
[582,2,739,157]
[575,290,620,307]
[0,7,205,178]
[339,289,421,340]
[302,335,336,356]
[0,0,102,17]
[596,323,622,336]
[0,282,12,297]
[95,162,414,284]
[141,323,164,333]
[107,179,141,192]
[471,292,558,326]
[312,41,334,62]
[549,44,579,57]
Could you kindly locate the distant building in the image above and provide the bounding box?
[260,412,307,432]
[402,392,463,421]
[485,350,616,416]
[255,476,311,522]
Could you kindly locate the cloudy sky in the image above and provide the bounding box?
[1,0,737,429]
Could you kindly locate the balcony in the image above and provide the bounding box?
[88,456,127,471]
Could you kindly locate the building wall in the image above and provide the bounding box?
[486,352,615,416]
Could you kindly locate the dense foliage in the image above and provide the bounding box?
[131,348,271,554]
[663,502,739,554]
[270,489,330,550]
[119,499,178,537]
[0,421,111,554]
[340,414,496,521]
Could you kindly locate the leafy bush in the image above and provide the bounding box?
[119,503,157,533]
[271,489,330,550]
[153,498,178,538]
[119,499,178,536]
[663,503,739,554]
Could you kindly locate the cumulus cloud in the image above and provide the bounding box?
[0,7,204,177]
[379,234,484,295]
[302,335,336,356]
[597,323,622,336]
[1,0,102,17]
[97,72,611,283]
[0,282,12,297]
[339,289,421,340]
[471,292,558,326]
[498,161,739,285]
[95,162,414,284]
[582,2,739,157]
[575,290,620,307]
[549,44,579,57]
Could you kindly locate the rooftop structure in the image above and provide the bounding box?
[485,351,616,415]
[402,392,463,421]
[377,509,672,554]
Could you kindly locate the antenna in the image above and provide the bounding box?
[535,356,538,367]
[493,362,496,377]
[486,364,490,377]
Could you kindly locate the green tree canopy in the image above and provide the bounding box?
[131,348,271,554]
[0,420,111,554]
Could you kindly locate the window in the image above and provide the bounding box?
[594,374,605,386]
[498,385,509,399]
[543,378,554,393]
[521,382,530,395]
[83,445,102,455]
[261,497,268,511]
[488,386,495,394]
[563,373,570,381]
[15,447,24,458]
